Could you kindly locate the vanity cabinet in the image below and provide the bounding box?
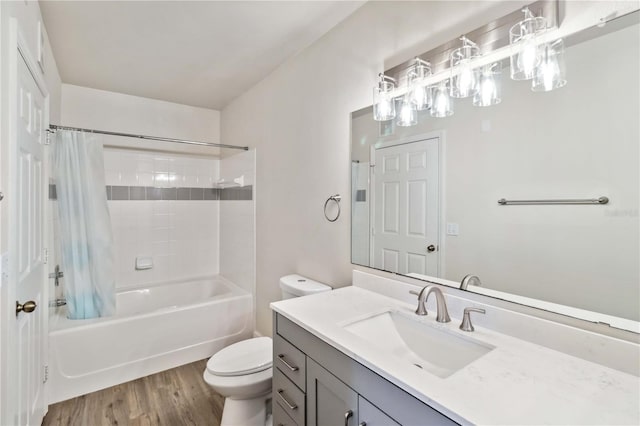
[273,312,457,426]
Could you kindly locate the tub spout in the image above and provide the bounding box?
[49,298,67,308]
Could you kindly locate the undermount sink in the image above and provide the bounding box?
[343,310,495,378]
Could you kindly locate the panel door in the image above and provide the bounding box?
[372,138,440,276]
[12,51,47,426]
[307,358,358,426]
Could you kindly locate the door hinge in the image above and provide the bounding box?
[43,365,49,383]
[45,130,52,145]
[43,248,48,264]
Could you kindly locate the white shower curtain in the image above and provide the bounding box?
[54,131,115,319]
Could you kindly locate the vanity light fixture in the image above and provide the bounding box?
[450,36,480,98]
[473,62,502,107]
[431,80,454,118]
[371,1,565,123]
[409,58,432,110]
[532,39,566,92]
[373,73,397,121]
[397,93,418,127]
[509,7,547,80]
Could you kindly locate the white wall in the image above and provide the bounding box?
[351,23,640,321]
[57,85,225,290]
[61,84,220,147]
[104,150,220,288]
[221,1,639,336]
[220,149,256,328]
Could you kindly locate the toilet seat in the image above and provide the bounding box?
[207,337,272,377]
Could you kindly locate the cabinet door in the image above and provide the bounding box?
[358,396,400,426]
[307,358,358,426]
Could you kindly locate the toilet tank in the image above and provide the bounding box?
[279,274,332,300]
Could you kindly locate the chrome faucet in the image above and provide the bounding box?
[460,274,481,290]
[409,286,451,323]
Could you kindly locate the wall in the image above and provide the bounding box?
[221,1,639,336]
[350,22,640,321]
[220,149,256,306]
[55,85,225,291]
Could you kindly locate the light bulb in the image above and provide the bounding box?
[509,8,547,81]
[412,85,427,108]
[450,37,480,98]
[532,39,567,92]
[378,98,391,117]
[397,96,417,127]
[481,78,495,104]
[473,62,501,107]
[431,82,453,118]
[540,60,558,91]
[458,65,475,95]
[373,74,396,121]
[518,38,539,78]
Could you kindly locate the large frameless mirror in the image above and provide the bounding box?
[350,12,639,330]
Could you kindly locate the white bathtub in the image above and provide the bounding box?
[48,275,252,404]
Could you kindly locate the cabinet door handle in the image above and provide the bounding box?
[277,389,297,410]
[277,354,299,372]
[344,409,353,426]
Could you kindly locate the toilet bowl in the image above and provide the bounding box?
[203,274,332,426]
[203,337,273,426]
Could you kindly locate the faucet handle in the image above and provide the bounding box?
[409,288,427,315]
[459,307,486,332]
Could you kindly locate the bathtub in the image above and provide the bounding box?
[48,275,252,404]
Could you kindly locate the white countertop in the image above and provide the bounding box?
[271,286,640,425]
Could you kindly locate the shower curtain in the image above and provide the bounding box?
[54,130,115,319]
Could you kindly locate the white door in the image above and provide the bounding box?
[9,51,48,426]
[372,138,439,276]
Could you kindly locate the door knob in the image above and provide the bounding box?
[16,300,37,315]
[427,244,436,252]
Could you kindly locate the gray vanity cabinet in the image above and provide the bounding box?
[273,312,458,426]
[306,358,358,426]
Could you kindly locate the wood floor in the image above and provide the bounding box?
[42,359,224,426]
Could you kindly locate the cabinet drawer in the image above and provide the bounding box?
[274,368,305,426]
[273,398,298,426]
[274,335,306,391]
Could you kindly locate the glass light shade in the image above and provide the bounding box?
[373,78,396,121]
[532,39,567,92]
[396,95,417,127]
[473,62,502,107]
[408,60,432,110]
[450,38,480,98]
[431,81,453,118]
[509,8,547,80]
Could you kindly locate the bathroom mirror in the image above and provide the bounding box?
[350,13,639,329]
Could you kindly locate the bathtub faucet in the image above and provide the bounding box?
[49,264,64,287]
[49,298,67,308]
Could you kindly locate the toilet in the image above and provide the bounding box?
[203,274,332,426]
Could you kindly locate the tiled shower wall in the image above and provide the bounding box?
[104,148,220,288]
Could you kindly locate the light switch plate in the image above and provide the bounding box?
[447,223,459,236]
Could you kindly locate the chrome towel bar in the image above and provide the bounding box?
[497,196,609,206]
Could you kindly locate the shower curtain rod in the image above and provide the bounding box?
[47,124,249,151]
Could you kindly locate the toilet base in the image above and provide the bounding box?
[220,393,271,426]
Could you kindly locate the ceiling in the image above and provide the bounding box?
[40,1,364,110]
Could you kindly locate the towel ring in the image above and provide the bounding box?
[324,194,341,222]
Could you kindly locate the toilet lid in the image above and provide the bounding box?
[207,337,273,377]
